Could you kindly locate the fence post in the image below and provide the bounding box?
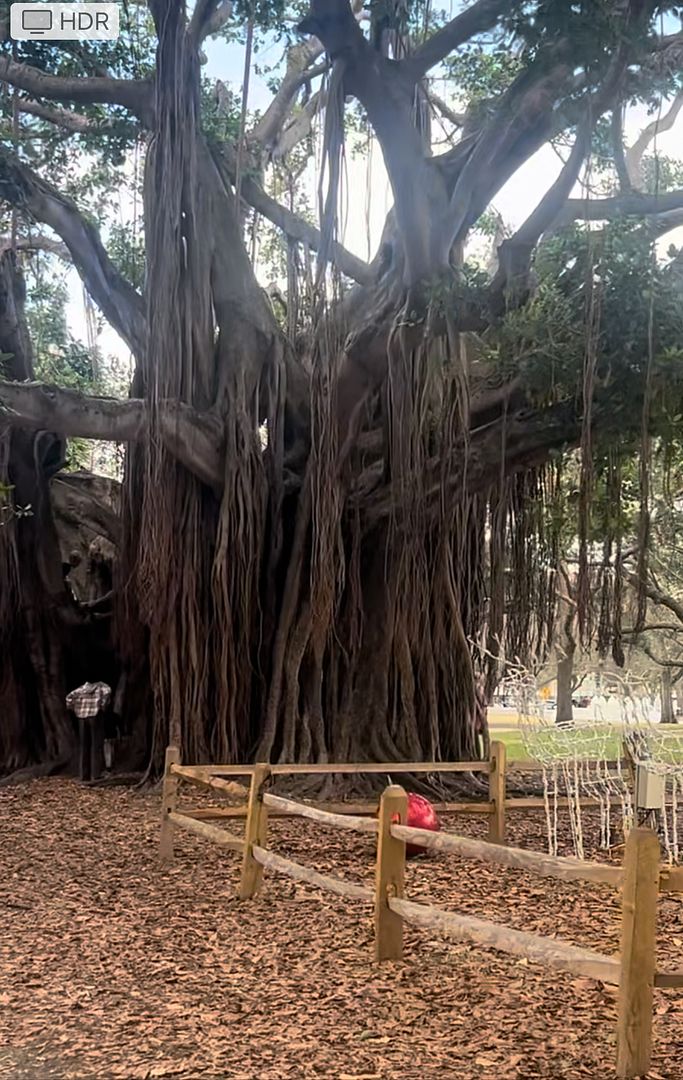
[488,739,507,844]
[239,763,271,899]
[616,827,660,1079]
[160,745,181,864]
[374,784,408,962]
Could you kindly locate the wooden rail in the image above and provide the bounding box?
[654,970,683,988]
[390,823,623,887]
[252,845,373,902]
[269,760,491,775]
[179,800,494,819]
[659,866,683,893]
[389,895,620,984]
[167,811,244,852]
[262,793,378,834]
[169,764,248,798]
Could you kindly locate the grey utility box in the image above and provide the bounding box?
[635,764,665,810]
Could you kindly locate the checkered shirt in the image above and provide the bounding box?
[66,682,112,719]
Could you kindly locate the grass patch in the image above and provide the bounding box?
[493,726,683,764]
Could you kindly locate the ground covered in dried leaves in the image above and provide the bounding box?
[1,779,682,1080]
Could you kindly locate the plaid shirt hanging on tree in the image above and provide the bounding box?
[66,682,112,719]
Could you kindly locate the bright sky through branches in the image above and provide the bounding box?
[67,19,683,361]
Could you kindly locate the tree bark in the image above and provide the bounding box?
[0,253,115,773]
[660,668,674,725]
[555,649,575,727]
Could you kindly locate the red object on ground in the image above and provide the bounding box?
[393,793,441,858]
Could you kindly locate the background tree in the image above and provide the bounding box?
[1,0,683,778]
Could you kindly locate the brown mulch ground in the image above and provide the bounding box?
[1,780,682,1080]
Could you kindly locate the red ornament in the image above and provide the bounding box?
[392,793,441,857]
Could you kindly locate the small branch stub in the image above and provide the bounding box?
[239,763,271,900]
[159,745,181,864]
[375,784,408,962]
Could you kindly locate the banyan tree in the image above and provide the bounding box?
[1,0,683,777]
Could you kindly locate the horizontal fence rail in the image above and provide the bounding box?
[166,811,245,852]
[654,970,683,988]
[388,895,621,984]
[659,866,683,893]
[252,845,373,902]
[169,764,248,798]
[262,793,378,834]
[178,800,495,819]
[270,761,491,775]
[390,823,624,887]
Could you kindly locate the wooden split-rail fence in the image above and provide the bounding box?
[159,744,683,1079]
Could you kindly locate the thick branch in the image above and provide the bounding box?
[357,401,584,522]
[251,40,325,151]
[0,234,70,260]
[611,107,633,193]
[271,90,326,161]
[0,56,154,126]
[253,0,363,153]
[626,89,683,188]
[0,151,146,358]
[17,99,97,133]
[638,644,683,672]
[0,381,223,490]
[15,98,137,139]
[405,0,512,80]
[189,0,232,45]
[489,118,592,311]
[428,91,466,130]
[213,143,372,285]
[625,573,683,625]
[559,188,683,225]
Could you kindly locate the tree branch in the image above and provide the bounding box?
[559,187,683,225]
[611,106,633,193]
[625,572,683,625]
[638,644,683,670]
[625,88,683,188]
[428,91,466,130]
[270,89,326,160]
[0,234,70,261]
[405,0,513,80]
[250,40,326,151]
[252,0,363,153]
[489,116,592,311]
[17,98,96,133]
[0,56,154,126]
[212,143,373,284]
[0,150,146,358]
[0,381,224,490]
[189,0,233,45]
[15,97,137,138]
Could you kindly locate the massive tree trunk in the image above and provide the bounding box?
[0,254,115,773]
[0,0,675,776]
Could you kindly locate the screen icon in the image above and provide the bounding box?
[10,4,119,40]
[21,8,52,30]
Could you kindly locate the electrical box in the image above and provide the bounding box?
[635,764,665,810]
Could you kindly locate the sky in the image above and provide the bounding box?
[66,24,683,363]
